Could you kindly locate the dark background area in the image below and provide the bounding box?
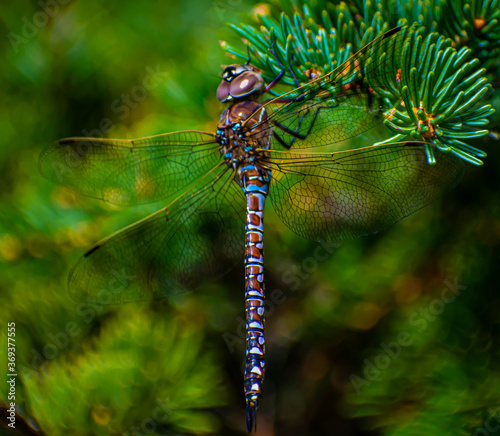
[1,1,500,435]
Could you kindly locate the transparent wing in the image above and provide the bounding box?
[39,131,220,205]
[245,25,415,149]
[266,143,464,241]
[68,165,246,304]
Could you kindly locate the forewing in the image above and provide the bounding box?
[39,131,220,205]
[68,166,246,304]
[245,26,413,149]
[267,143,464,241]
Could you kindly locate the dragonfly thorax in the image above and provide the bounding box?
[217,100,271,174]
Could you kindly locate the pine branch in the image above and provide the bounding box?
[374,30,492,165]
[221,0,496,166]
[438,0,500,71]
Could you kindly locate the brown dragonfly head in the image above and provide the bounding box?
[217,64,265,103]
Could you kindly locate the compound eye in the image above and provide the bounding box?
[229,71,264,98]
[217,80,231,102]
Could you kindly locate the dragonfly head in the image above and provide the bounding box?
[217,64,264,103]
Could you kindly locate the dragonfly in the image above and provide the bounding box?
[39,25,464,432]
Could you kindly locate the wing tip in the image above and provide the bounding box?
[84,244,101,257]
[404,141,425,147]
[383,26,402,39]
[58,138,76,145]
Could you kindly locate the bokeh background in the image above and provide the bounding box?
[1,1,500,435]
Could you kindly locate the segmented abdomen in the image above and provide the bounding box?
[241,166,269,432]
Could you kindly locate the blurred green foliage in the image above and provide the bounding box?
[0,1,500,435]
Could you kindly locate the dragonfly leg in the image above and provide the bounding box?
[244,43,253,66]
[269,47,299,88]
[265,41,299,92]
[287,53,299,87]
[272,121,305,149]
[264,65,286,93]
[271,103,338,149]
